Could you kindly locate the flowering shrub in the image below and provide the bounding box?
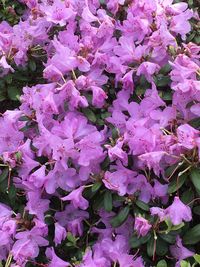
[0,0,200,266]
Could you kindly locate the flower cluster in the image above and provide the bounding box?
[0,0,199,266]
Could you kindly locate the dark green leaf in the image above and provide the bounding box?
[193,206,200,216]
[8,185,16,200]
[190,168,200,192]
[91,182,102,193]
[129,235,142,248]
[104,191,112,212]
[135,200,149,211]
[135,86,146,96]
[168,173,187,194]
[147,236,154,257]
[112,127,119,139]
[5,75,12,84]
[110,206,130,228]
[44,214,54,225]
[183,224,200,244]
[188,118,200,129]
[82,108,96,123]
[100,156,110,170]
[28,60,37,72]
[160,64,171,75]
[194,35,200,45]
[181,189,194,205]
[0,168,8,183]
[7,86,21,101]
[155,74,171,87]
[156,237,168,256]
[187,31,196,42]
[18,116,30,121]
[159,233,176,244]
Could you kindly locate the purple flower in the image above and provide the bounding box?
[177,124,199,150]
[12,225,48,264]
[134,217,152,237]
[46,247,70,267]
[137,62,160,83]
[165,196,192,225]
[42,0,76,26]
[170,236,194,265]
[54,223,67,246]
[61,186,88,210]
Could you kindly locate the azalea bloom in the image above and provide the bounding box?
[134,217,152,237]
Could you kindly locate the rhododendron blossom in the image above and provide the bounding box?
[0,0,199,266]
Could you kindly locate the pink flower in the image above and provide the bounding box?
[134,217,152,237]
[165,196,192,225]
[170,236,194,265]
[61,186,89,210]
[177,124,199,150]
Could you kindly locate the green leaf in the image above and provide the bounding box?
[183,224,200,245]
[135,200,149,211]
[100,156,110,170]
[7,86,21,101]
[0,91,6,101]
[104,191,112,212]
[28,60,37,72]
[157,260,168,267]
[5,74,12,84]
[135,86,146,96]
[168,173,187,194]
[194,254,200,264]
[129,233,151,249]
[0,168,8,183]
[18,116,29,121]
[193,206,200,216]
[156,237,168,256]
[171,222,185,231]
[110,206,130,228]
[164,219,173,233]
[44,214,54,225]
[180,260,191,267]
[8,185,16,200]
[93,193,104,210]
[160,64,171,75]
[101,112,111,119]
[91,182,102,193]
[187,31,196,42]
[181,189,194,205]
[112,127,119,140]
[155,74,171,87]
[129,235,142,248]
[147,236,154,257]
[188,118,200,129]
[67,232,77,245]
[190,168,200,192]
[159,233,176,244]
[82,108,96,123]
[194,35,200,45]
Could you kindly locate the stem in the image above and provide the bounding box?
[153,231,157,261]
[167,161,184,181]
[178,165,192,177]
[5,253,12,267]
[72,69,77,80]
[7,166,12,190]
[187,198,200,206]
